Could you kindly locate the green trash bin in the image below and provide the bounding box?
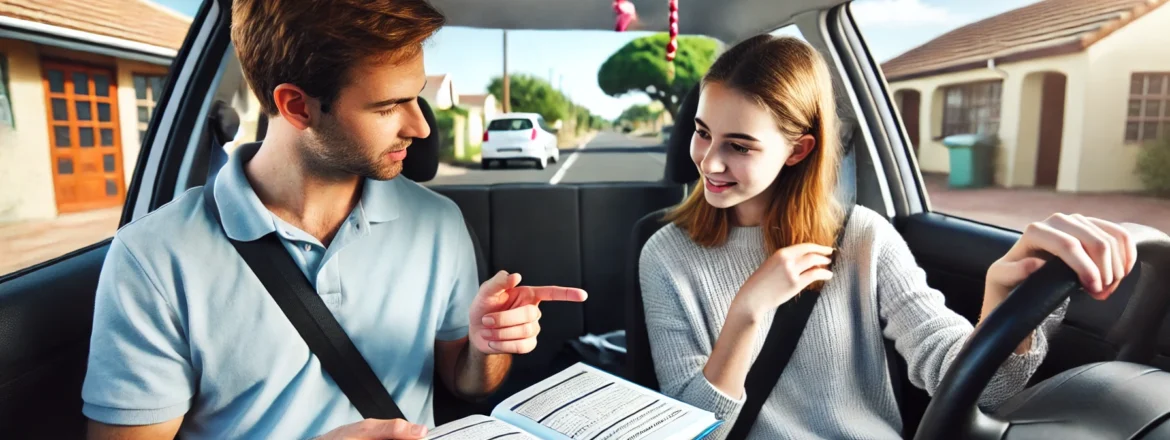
[942,134,996,188]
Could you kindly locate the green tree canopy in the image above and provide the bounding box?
[616,104,661,125]
[598,33,718,118]
[487,74,568,122]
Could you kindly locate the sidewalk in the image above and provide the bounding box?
[924,173,1170,232]
[0,207,121,275]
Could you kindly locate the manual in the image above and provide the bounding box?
[424,363,722,440]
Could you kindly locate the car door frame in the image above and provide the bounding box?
[824,2,1021,301]
[802,3,1024,435]
[1,0,230,282]
[0,0,231,436]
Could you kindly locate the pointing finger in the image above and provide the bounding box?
[527,286,588,303]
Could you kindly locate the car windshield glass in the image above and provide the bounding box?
[488,118,533,131]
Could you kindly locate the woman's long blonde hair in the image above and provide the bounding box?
[666,35,844,289]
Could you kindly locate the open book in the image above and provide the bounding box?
[424,363,722,440]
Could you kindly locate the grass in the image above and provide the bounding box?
[459,143,482,162]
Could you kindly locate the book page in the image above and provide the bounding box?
[492,363,720,440]
[423,414,539,440]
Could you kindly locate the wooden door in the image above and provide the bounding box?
[1035,73,1066,188]
[42,61,125,213]
[899,91,922,156]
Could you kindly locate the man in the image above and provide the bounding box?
[82,1,586,438]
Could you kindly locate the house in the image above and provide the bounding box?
[458,93,499,148]
[0,0,191,221]
[420,73,469,158]
[421,73,457,110]
[883,0,1170,192]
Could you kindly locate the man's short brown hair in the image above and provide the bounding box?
[231,0,445,116]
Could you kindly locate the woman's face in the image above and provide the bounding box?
[691,82,814,221]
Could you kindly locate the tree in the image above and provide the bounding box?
[598,33,718,119]
[616,104,660,125]
[487,74,568,122]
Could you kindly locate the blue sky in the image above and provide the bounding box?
[155,0,1038,119]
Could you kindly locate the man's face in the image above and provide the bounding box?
[300,51,430,181]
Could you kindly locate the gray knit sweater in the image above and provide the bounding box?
[638,206,1066,439]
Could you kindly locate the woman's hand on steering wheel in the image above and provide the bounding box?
[987,213,1138,304]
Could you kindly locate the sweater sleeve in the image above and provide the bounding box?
[639,241,745,439]
[872,219,1067,410]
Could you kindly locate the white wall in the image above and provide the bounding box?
[889,3,1170,193]
[0,39,55,221]
[888,53,1088,190]
[1081,3,1170,192]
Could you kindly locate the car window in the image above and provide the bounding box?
[422,27,685,185]
[488,118,533,131]
[0,0,200,276]
[856,0,1170,232]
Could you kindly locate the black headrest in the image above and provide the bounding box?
[209,100,241,144]
[401,98,441,182]
[665,84,702,184]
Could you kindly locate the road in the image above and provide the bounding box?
[427,131,668,186]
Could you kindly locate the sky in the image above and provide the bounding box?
[154,0,1039,120]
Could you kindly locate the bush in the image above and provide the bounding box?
[433,108,457,160]
[1137,136,1170,197]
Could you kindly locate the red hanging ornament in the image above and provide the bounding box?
[666,0,679,81]
[614,0,636,32]
[666,0,679,62]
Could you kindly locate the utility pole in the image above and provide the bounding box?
[502,30,511,113]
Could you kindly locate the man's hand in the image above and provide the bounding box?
[469,271,588,355]
[314,419,428,440]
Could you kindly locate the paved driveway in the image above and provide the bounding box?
[924,173,1170,233]
[0,207,120,275]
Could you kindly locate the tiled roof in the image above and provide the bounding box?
[881,0,1167,81]
[0,0,192,51]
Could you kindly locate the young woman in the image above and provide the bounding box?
[639,34,1137,439]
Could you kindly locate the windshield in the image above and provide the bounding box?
[488,118,533,131]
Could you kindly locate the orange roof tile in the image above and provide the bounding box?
[881,0,1167,81]
[0,0,192,51]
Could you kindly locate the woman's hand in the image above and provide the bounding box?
[983,214,1138,353]
[987,213,1137,303]
[731,243,834,321]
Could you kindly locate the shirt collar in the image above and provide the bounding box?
[210,142,402,242]
[212,142,278,242]
[359,174,401,224]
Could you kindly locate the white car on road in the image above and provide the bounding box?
[481,113,560,169]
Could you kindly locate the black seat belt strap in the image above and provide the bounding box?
[202,178,406,421]
[725,206,854,439]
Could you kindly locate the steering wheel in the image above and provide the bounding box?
[914,224,1170,440]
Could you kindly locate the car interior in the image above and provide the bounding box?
[2,0,1170,438]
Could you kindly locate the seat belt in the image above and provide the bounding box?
[201,176,406,421]
[725,200,856,440]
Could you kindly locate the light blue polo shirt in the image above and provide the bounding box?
[82,142,479,439]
